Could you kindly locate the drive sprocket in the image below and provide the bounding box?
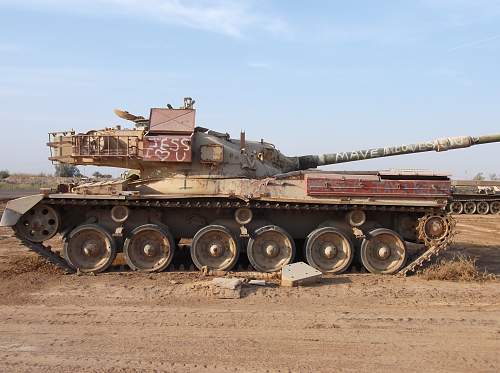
[398,213,455,276]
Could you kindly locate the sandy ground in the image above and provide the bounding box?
[0,202,499,372]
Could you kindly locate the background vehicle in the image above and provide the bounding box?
[449,180,500,215]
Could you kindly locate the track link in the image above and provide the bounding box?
[15,235,75,274]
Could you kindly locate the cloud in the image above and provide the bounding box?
[0,0,288,38]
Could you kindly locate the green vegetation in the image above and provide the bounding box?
[472,172,499,181]
[0,170,9,179]
[472,172,485,181]
[92,171,112,179]
[54,164,82,178]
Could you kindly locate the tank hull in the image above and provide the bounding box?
[1,171,454,276]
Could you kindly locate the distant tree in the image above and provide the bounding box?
[489,173,499,181]
[92,171,112,179]
[55,164,82,178]
[0,170,9,179]
[472,172,485,181]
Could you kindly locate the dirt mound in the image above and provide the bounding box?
[419,255,496,282]
[2,256,65,277]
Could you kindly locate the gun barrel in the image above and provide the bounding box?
[296,133,500,170]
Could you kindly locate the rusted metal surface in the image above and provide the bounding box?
[149,108,195,134]
[201,269,280,280]
[143,135,192,162]
[200,144,224,163]
[72,179,128,195]
[307,176,451,198]
[379,170,451,177]
[72,135,139,157]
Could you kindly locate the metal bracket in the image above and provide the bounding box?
[113,226,124,238]
[239,225,249,238]
[352,227,365,239]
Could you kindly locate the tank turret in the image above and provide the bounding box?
[48,98,500,180]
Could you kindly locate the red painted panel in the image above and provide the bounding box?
[143,135,192,162]
[307,177,451,197]
[149,109,195,134]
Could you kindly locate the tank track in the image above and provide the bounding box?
[398,244,447,276]
[15,198,454,276]
[15,234,75,274]
[398,214,456,276]
[44,197,439,213]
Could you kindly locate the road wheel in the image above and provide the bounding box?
[360,228,407,275]
[124,224,175,272]
[191,225,239,271]
[463,201,477,214]
[247,225,295,272]
[476,201,489,215]
[449,201,463,214]
[63,224,116,273]
[490,201,500,214]
[14,204,60,242]
[305,227,354,274]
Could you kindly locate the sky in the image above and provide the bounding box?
[0,0,499,178]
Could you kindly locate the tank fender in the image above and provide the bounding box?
[0,194,44,227]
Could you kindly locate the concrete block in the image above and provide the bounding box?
[281,262,322,287]
[212,277,244,290]
[211,277,243,299]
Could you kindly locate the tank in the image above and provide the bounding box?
[449,180,500,215]
[2,97,500,276]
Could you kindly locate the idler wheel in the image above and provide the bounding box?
[422,215,450,241]
[247,225,295,272]
[305,227,354,274]
[490,201,500,215]
[449,201,464,214]
[191,225,239,271]
[15,204,60,243]
[63,224,116,273]
[463,201,477,215]
[476,201,490,215]
[360,228,407,275]
[124,224,175,272]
